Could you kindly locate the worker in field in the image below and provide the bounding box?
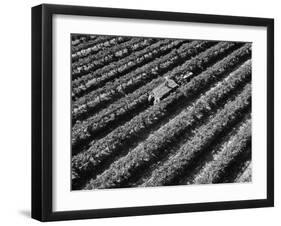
[164,75,175,88]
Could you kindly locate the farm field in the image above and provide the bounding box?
[71,34,252,190]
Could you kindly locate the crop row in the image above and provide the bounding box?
[174,113,250,185]
[72,41,215,122]
[72,49,251,152]
[73,61,251,189]
[72,50,251,155]
[72,37,143,69]
[142,83,251,187]
[72,36,128,61]
[72,35,113,54]
[179,43,251,96]
[72,41,245,123]
[190,118,251,184]
[72,38,157,78]
[169,41,242,84]
[72,38,156,73]
[235,162,252,182]
[134,60,252,186]
[72,77,164,153]
[74,41,237,102]
[84,69,251,189]
[71,35,97,47]
[72,39,184,97]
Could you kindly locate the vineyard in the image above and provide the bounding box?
[71,34,252,190]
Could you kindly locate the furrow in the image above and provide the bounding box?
[235,162,252,182]
[217,146,251,183]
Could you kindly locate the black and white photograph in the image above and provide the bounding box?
[30,3,274,221]
[71,34,252,190]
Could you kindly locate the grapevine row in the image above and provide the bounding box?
[72,39,184,96]
[72,41,216,121]
[71,35,97,47]
[84,70,251,189]
[74,41,237,101]
[174,114,250,185]
[191,118,251,184]
[72,37,143,69]
[73,62,251,188]
[169,41,243,84]
[72,38,157,78]
[72,48,251,154]
[179,43,251,96]
[72,35,114,54]
[72,56,251,162]
[72,38,155,69]
[72,77,164,153]
[134,61,252,186]
[72,42,248,123]
[142,84,251,187]
[72,36,128,61]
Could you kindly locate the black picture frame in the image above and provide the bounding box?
[32,3,274,222]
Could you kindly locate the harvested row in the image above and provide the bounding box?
[142,84,251,187]
[71,52,252,156]
[74,63,251,189]
[72,41,218,122]
[190,118,251,184]
[72,39,184,96]
[72,36,128,61]
[72,38,156,73]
